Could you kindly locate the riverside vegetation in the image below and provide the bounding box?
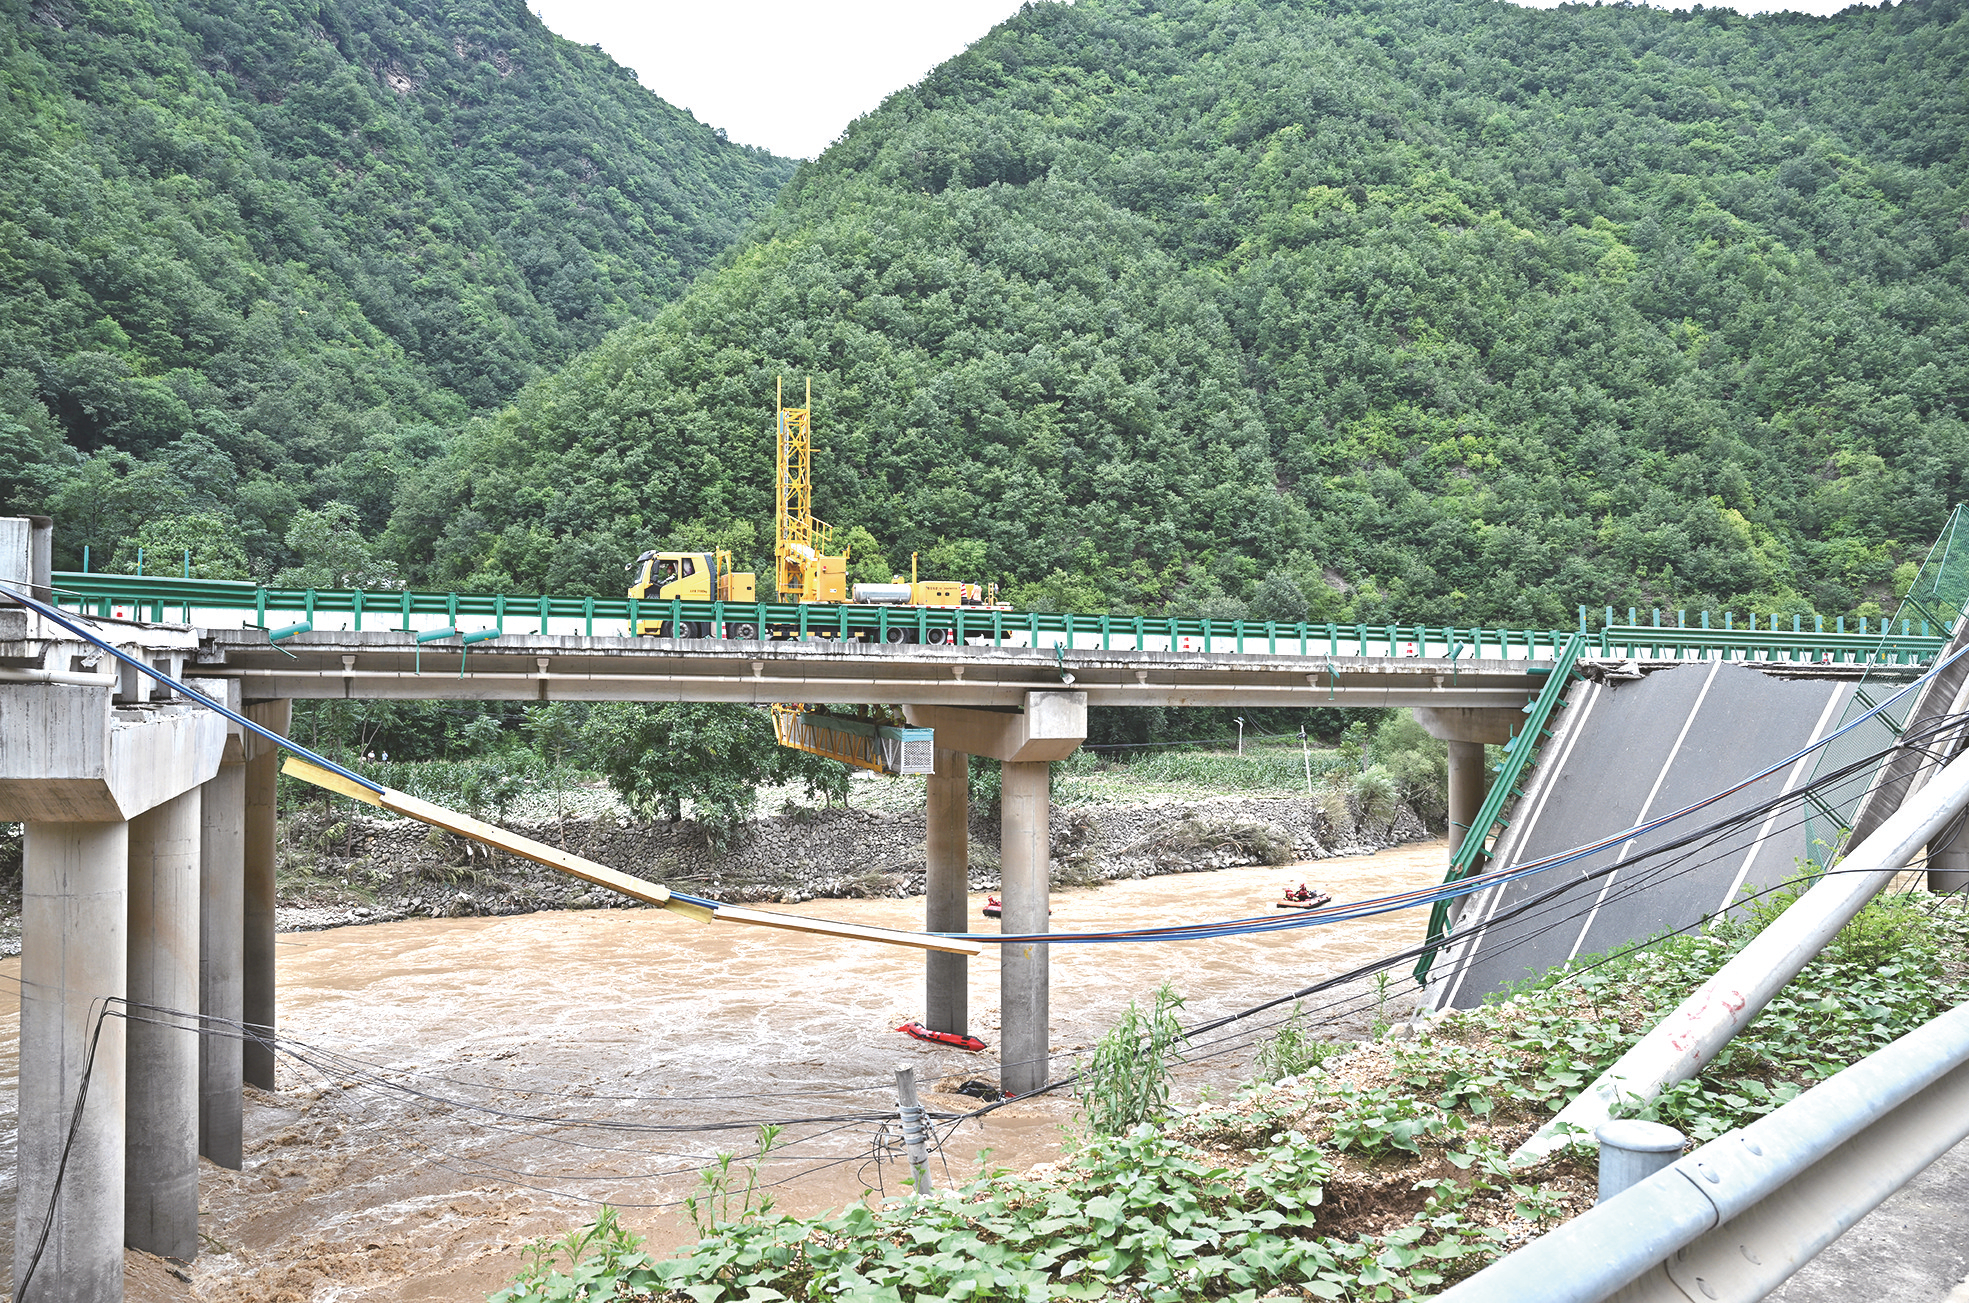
[491,886,1969,1302]
[7,0,1965,629]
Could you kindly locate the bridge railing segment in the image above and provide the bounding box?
[46,573,1949,664]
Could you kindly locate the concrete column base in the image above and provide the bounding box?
[126,787,202,1259]
[924,747,969,1035]
[16,821,129,1302]
[998,760,1051,1097]
[200,758,246,1169]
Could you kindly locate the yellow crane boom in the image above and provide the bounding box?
[773,377,848,603]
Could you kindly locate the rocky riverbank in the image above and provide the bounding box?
[0,791,1431,949]
[262,789,1429,933]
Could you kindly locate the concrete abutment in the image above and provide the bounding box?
[2,533,234,1296]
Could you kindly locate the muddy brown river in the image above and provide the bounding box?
[0,841,1445,1301]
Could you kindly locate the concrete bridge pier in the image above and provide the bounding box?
[125,787,202,1258]
[909,691,1085,1097]
[3,527,228,1294]
[997,760,1052,1095]
[1444,740,1488,860]
[1413,707,1522,864]
[923,747,970,1035]
[17,821,131,1301]
[242,699,288,1090]
[195,678,249,1170]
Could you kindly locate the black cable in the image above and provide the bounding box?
[16,715,1954,1244]
[16,998,114,1302]
[966,716,1969,1105]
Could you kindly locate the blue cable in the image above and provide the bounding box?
[950,642,1969,945]
[0,579,383,795]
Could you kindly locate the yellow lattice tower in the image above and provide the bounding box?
[773,377,834,600]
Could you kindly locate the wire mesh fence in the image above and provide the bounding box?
[1803,504,1969,866]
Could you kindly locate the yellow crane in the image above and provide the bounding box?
[772,376,849,604]
[626,378,999,643]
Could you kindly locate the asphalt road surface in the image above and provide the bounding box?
[1432,662,1855,1009]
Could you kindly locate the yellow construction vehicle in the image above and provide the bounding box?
[627,549,759,638]
[628,378,1002,642]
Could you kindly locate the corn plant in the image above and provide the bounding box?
[1078,983,1188,1135]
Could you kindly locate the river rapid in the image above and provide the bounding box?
[0,840,1445,1301]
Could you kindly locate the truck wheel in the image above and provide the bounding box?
[926,627,955,646]
[730,621,759,640]
[883,627,912,644]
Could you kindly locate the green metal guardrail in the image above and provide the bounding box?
[46,573,1951,663]
[1413,632,1588,985]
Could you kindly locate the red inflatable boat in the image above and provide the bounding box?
[897,1021,987,1052]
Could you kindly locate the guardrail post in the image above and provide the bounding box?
[1595,1119,1684,1202]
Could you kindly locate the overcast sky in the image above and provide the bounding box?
[529,0,1888,159]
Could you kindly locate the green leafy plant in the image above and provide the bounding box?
[490,1206,657,1303]
[685,1124,785,1237]
[499,893,1969,1303]
[1078,983,1188,1135]
[1326,1085,1444,1158]
[1256,1003,1348,1081]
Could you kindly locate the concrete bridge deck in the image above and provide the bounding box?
[190,626,1554,708]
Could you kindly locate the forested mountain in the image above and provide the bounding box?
[0,0,792,576]
[386,0,1968,625]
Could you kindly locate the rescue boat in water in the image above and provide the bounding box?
[980,895,1051,919]
[897,1021,987,1052]
[1276,883,1333,910]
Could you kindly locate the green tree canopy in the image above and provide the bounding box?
[389,0,1969,624]
[576,702,849,843]
[2,0,793,569]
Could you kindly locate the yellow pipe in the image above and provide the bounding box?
[280,756,982,954]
